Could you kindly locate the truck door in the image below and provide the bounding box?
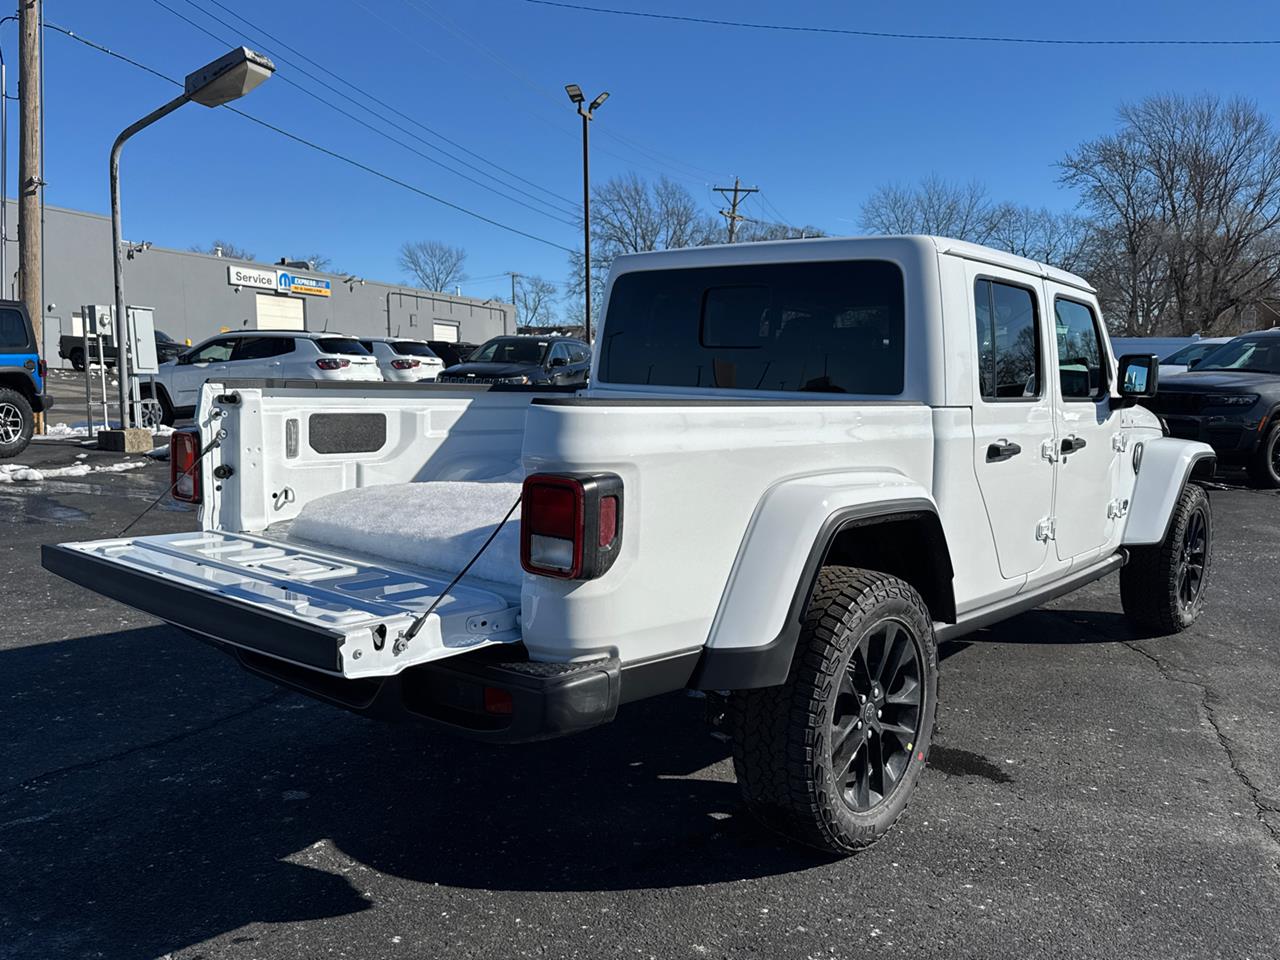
[968,269,1057,579]
[1046,289,1124,562]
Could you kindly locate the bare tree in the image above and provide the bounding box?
[860,176,998,242]
[191,239,254,260]
[288,253,336,273]
[1062,94,1280,335]
[514,275,559,327]
[987,204,1091,274]
[736,220,828,243]
[399,240,468,292]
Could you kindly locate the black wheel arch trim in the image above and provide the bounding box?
[690,498,953,691]
[1163,450,1216,544]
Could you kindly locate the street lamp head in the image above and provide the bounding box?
[564,83,585,104]
[185,47,275,107]
[589,91,610,111]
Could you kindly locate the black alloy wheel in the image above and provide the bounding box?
[830,618,924,812]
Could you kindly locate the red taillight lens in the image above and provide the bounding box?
[390,358,420,369]
[170,430,201,504]
[38,359,47,379]
[482,687,514,715]
[521,473,623,580]
[315,358,350,370]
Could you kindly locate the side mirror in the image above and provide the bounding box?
[1117,354,1159,401]
[549,356,567,368]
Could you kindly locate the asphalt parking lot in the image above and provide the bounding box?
[1,442,1278,960]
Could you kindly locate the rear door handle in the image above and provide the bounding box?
[1061,436,1088,455]
[986,440,1022,463]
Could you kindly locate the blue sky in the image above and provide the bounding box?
[13,0,1280,309]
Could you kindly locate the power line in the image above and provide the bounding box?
[523,0,1280,46]
[199,0,579,209]
[44,22,576,253]
[147,0,579,225]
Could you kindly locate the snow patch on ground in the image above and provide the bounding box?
[34,422,175,441]
[291,482,523,586]
[0,459,150,483]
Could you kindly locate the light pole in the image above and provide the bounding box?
[110,47,274,428]
[565,84,608,345]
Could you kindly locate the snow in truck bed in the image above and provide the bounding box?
[290,482,523,587]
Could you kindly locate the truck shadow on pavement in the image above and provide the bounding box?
[0,625,828,958]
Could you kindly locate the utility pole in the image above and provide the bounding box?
[18,0,43,432]
[507,271,519,334]
[715,177,759,244]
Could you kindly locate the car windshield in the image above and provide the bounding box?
[391,341,439,358]
[1194,338,1280,375]
[468,338,548,364]
[315,337,370,356]
[1162,342,1218,365]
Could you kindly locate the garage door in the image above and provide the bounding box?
[255,294,305,330]
[432,322,459,342]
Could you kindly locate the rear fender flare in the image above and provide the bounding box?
[691,473,952,690]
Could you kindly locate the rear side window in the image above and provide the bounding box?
[1055,299,1106,399]
[315,337,369,356]
[0,308,31,351]
[974,279,1040,399]
[233,336,293,361]
[599,260,905,394]
[189,338,236,363]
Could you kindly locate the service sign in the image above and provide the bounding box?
[227,265,277,290]
[277,271,331,297]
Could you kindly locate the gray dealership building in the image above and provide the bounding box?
[2,201,513,367]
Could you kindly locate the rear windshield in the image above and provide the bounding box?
[470,338,549,364]
[315,337,370,356]
[598,260,905,394]
[392,341,439,358]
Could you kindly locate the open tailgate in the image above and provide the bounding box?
[42,531,520,679]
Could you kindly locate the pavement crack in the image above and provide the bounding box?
[0,690,288,802]
[1120,638,1280,857]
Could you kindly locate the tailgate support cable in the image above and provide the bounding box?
[396,494,523,653]
[115,438,222,538]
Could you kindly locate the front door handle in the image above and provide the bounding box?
[986,440,1022,463]
[1061,436,1088,455]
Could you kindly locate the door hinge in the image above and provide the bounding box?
[1107,497,1131,519]
[1036,517,1057,542]
[1112,432,1129,453]
[1040,438,1059,463]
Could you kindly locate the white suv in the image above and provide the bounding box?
[146,331,382,424]
[360,337,445,382]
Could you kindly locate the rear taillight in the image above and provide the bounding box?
[315,358,350,370]
[170,429,201,504]
[521,473,623,580]
[390,358,420,370]
[37,359,46,379]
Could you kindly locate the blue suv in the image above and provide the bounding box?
[0,300,53,458]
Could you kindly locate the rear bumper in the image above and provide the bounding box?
[232,644,626,743]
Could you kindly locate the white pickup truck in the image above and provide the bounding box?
[45,237,1216,854]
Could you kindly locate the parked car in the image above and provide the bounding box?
[59,328,185,371]
[436,335,590,386]
[1159,337,1231,379]
[45,236,1214,855]
[0,299,52,458]
[1111,336,1198,364]
[425,340,480,368]
[1148,329,1280,487]
[142,331,382,424]
[360,337,445,382]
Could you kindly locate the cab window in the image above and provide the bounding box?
[1055,299,1107,400]
[0,308,29,350]
[233,337,293,361]
[974,279,1040,400]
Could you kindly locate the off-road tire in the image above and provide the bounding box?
[730,567,938,855]
[1121,483,1212,634]
[0,387,34,458]
[69,347,86,372]
[1247,422,1280,489]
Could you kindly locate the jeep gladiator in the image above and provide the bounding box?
[44,236,1216,853]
